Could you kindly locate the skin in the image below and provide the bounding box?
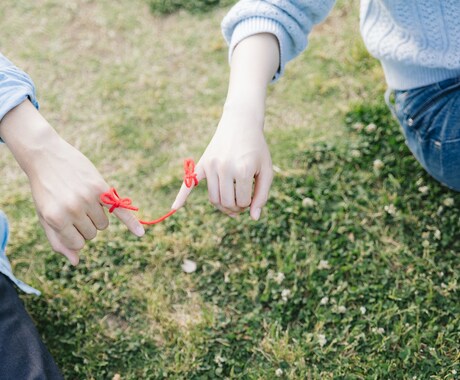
[172,33,280,220]
[0,100,145,266]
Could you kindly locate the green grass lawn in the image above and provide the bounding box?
[1,1,459,379]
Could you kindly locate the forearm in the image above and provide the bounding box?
[0,100,60,175]
[224,33,280,121]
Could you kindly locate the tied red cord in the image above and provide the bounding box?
[100,158,198,225]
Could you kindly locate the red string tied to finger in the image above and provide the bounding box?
[100,158,198,226]
[183,158,199,188]
[100,188,139,213]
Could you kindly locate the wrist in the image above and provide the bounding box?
[0,100,62,174]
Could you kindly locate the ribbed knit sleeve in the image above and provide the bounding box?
[0,53,39,122]
[222,0,336,81]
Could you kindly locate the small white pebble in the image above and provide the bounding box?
[181,259,197,274]
[275,368,283,377]
[360,306,366,315]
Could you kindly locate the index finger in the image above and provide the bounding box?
[171,164,205,210]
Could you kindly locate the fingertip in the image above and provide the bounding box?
[66,252,80,266]
[251,207,262,221]
[134,224,145,237]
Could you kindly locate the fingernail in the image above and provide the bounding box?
[228,213,238,218]
[253,208,261,221]
[135,225,145,237]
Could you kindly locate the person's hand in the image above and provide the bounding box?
[0,100,144,265]
[172,107,273,220]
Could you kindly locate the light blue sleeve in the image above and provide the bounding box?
[0,53,39,123]
[221,0,337,81]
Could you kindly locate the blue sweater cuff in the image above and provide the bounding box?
[224,17,289,83]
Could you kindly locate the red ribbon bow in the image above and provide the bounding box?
[183,158,198,188]
[100,188,139,213]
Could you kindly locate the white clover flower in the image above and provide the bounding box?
[360,306,366,315]
[418,185,429,195]
[365,123,377,133]
[434,229,441,240]
[373,159,384,170]
[337,305,347,314]
[372,327,385,334]
[302,197,316,208]
[214,354,226,365]
[352,122,364,131]
[275,368,283,377]
[281,289,291,302]
[384,204,397,216]
[422,240,430,248]
[320,296,329,306]
[317,334,327,347]
[274,272,285,285]
[443,197,454,207]
[351,149,362,158]
[317,260,331,270]
[452,369,457,375]
[421,231,430,239]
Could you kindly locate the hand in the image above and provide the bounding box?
[0,101,145,265]
[172,107,273,220]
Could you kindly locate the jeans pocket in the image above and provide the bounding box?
[406,79,460,132]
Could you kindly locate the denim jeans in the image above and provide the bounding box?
[0,274,63,379]
[386,76,460,191]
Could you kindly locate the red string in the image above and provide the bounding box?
[100,158,198,225]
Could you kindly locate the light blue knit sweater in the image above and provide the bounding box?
[222,0,460,90]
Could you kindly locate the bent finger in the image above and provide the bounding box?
[250,166,273,220]
[235,177,253,209]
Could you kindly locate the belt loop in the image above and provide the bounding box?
[384,88,397,119]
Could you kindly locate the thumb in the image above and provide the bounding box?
[171,164,205,210]
[250,165,273,221]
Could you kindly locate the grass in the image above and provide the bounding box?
[0,0,459,379]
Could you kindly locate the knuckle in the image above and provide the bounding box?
[42,207,66,231]
[235,162,254,180]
